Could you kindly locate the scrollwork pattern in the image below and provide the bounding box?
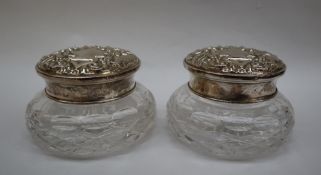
[185,46,286,78]
[37,46,140,77]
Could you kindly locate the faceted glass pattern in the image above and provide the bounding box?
[26,83,155,158]
[167,85,294,160]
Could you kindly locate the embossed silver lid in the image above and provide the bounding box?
[184,46,287,103]
[36,46,140,103]
[184,46,286,80]
[36,45,140,84]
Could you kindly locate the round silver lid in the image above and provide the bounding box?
[184,46,286,80]
[36,45,140,83]
[184,46,287,103]
[35,45,140,103]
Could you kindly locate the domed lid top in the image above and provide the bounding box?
[36,45,140,82]
[184,46,286,80]
[35,46,140,103]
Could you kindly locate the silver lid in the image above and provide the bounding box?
[36,46,140,104]
[184,46,286,103]
[184,46,286,80]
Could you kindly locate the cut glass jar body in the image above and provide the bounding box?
[26,83,155,158]
[167,85,294,160]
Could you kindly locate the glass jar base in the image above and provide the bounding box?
[29,121,154,159]
[26,83,155,159]
[167,85,294,160]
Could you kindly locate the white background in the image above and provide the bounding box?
[0,0,321,174]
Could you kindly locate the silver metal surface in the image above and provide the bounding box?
[36,46,140,103]
[185,46,286,103]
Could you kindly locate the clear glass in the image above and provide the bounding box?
[167,84,294,160]
[26,83,155,158]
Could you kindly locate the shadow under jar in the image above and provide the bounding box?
[167,46,294,160]
[26,46,155,158]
